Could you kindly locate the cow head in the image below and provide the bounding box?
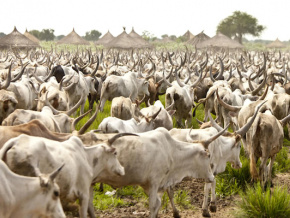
[0,90,18,124]
[34,165,66,218]
[137,78,150,97]
[84,76,97,95]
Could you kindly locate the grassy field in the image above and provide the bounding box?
[71,95,290,216]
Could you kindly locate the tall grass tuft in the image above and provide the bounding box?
[236,183,290,218]
[216,156,251,197]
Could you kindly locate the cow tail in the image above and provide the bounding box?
[249,116,260,181]
[117,102,123,118]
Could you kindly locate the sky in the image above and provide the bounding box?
[1,0,290,41]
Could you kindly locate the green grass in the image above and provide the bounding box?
[236,183,290,218]
[69,93,290,212]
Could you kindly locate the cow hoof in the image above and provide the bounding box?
[210,205,217,212]
[173,211,181,218]
[202,209,211,217]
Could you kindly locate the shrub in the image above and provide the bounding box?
[216,156,251,197]
[236,183,290,218]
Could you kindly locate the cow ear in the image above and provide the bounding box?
[168,110,176,117]
[102,145,115,153]
[229,111,238,117]
[235,134,242,142]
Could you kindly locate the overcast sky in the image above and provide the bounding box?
[1,0,289,41]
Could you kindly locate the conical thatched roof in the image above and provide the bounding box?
[57,28,90,45]
[0,26,39,49]
[183,30,195,41]
[197,32,243,49]
[129,28,152,48]
[266,38,285,48]
[187,31,210,47]
[105,28,141,49]
[24,29,40,44]
[95,30,115,45]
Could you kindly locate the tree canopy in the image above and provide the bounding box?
[217,11,265,44]
[83,30,102,41]
[29,29,55,41]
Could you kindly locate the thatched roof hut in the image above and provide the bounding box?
[24,29,40,44]
[266,38,285,48]
[57,28,90,45]
[0,26,39,49]
[182,30,195,41]
[95,30,115,45]
[105,28,141,49]
[187,31,210,47]
[129,28,152,48]
[197,32,243,49]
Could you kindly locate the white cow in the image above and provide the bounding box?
[98,107,162,133]
[100,71,150,111]
[0,159,65,218]
[94,127,226,218]
[1,133,130,218]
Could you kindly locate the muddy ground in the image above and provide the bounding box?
[66,172,290,218]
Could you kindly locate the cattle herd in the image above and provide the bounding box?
[0,47,290,218]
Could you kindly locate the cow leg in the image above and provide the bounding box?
[79,192,90,218]
[202,183,211,217]
[286,122,290,139]
[185,112,192,128]
[267,155,276,187]
[88,186,96,218]
[167,187,180,218]
[148,187,161,218]
[209,179,217,212]
[259,157,268,189]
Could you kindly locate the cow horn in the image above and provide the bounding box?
[107,133,138,146]
[163,71,172,87]
[32,67,45,84]
[44,91,85,116]
[0,61,12,89]
[258,84,269,100]
[149,107,162,120]
[49,163,65,181]
[190,67,202,88]
[235,100,267,137]
[77,105,100,135]
[11,62,29,82]
[208,111,224,132]
[240,55,247,72]
[175,70,185,87]
[72,109,92,131]
[280,113,290,126]
[145,63,156,80]
[136,94,146,106]
[165,101,174,111]
[248,71,255,91]
[43,67,56,82]
[216,89,242,112]
[91,55,99,77]
[201,123,230,149]
[215,57,224,80]
[184,68,191,84]
[251,71,267,96]
[226,66,233,81]
[209,65,216,82]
